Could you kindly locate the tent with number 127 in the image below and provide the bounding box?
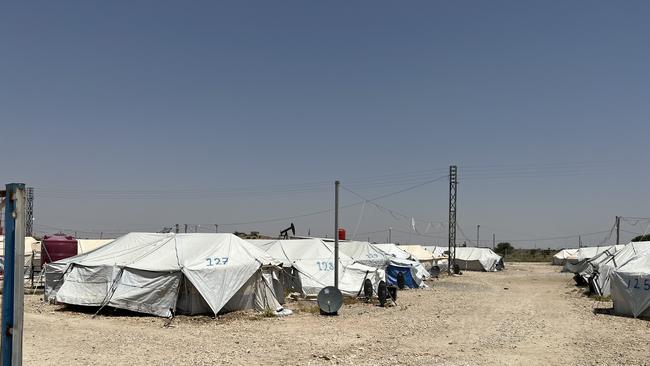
[44,233,286,317]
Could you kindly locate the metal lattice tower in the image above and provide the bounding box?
[448,165,457,274]
[25,187,34,236]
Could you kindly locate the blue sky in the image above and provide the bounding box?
[1,1,649,247]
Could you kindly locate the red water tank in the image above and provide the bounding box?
[41,233,78,265]
[338,228,346,240]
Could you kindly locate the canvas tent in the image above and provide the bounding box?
[247,239,384,297]
[590,241,650,296]
[45,233,285,317]
[610,251,650,318]
[552,249,579,266]
[339,241,427,288]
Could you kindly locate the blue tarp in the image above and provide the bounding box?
[386,264,418,289]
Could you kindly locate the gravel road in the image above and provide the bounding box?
[19,263,650,365]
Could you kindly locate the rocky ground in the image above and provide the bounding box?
[17,263,650,365]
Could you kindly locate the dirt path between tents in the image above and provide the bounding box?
[16,263,650,365]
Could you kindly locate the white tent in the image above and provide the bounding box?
[77,239,114,254]
[45,233,285,317]
[573,245,625,285]
[563,245,621,274]
[611,251,650,318]
[0,236,41,276]
[374,243,412,260]
[0,235,40,255]
[423,246,448,258]
[590,241,650,296]
[374,243,430,279]
[422,245,450,270]
[423,246,502,272]
[552,249,579,266]
[398,245,435,269]
[425,246,503,272]
[247,239,384,297]
[452,247,503,272]
[340,241,428,287]
[338,241,391,268]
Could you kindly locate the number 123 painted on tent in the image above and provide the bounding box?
[627,277,650,291]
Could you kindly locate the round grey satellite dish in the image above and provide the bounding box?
[317,286,343,315]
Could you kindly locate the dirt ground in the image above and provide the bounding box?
[15,263,650,365]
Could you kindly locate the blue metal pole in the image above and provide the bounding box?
[1,183,25,366]
[1,185,17,365]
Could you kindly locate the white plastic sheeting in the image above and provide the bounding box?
[248,239,384,297]
[45,233,284,317]
[611,252,650,318]
[590,241,650,296]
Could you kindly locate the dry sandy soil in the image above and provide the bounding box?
[14,263,650,365]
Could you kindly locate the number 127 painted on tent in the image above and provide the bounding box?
[206,257,229,266]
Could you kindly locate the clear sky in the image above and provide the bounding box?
[1,1,649,248]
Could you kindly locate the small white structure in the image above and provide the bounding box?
[45,233,285,317]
